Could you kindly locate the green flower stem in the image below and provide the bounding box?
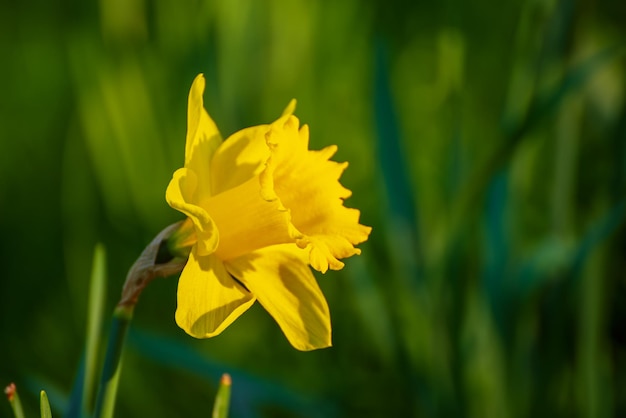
[91,305,134,418]
[91,223,185,418]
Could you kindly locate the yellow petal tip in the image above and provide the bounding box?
[282,99,297,117]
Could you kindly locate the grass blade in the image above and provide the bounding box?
[4,383,25,418]
[373,40,421,277]
[92,306,133,418]
[568,199,626,282]
[40,390,52,418]
[65,244,107,418]
[212,374,232,418]
[84,245,107,413]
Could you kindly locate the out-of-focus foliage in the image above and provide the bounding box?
[1,0,625,417]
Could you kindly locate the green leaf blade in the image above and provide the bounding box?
[40,390,53,418]
[84,244,107,414]
[212,374,232,418]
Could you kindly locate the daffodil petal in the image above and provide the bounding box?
[185,74,222,197]
[165,167,219,255]
[264,116,372,273]
[281,99,297,117]
[203,175,302,261]
[226,244,331,351]
[209,125,270,195]
[176,249,255,338]
[210,102,297,195]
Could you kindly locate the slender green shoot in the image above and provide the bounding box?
[41,390,53,418]
[212,374,232,418]
[4,383,25,418]
[84,244,107,414]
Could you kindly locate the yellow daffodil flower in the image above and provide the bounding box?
[166,74,371,350]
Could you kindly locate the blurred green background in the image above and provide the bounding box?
[1,0,625,417]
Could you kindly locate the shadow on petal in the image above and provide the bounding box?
[226,245,332,350]
[189,297,255,337]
